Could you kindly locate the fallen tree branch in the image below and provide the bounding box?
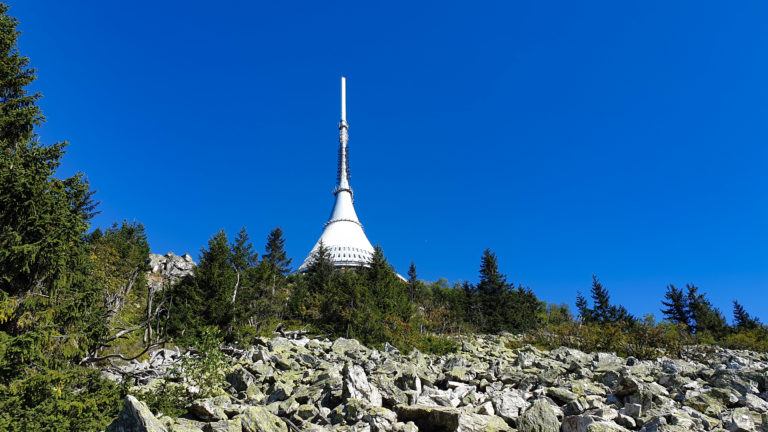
[79,341,165,365]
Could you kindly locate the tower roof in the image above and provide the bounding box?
[299,77,375,271]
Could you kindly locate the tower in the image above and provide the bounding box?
[299,77,376,270]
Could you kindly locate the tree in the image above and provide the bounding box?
[476,249,508,332]
[262,227,292,295]
[661,284,691,330]
[575,291,591,322]
[0,1,96,302]
[578,276,633,325]
[407,262,418,303]
[733,300,761,331]
[0,4,102,377]
[293,241,333,321]
[230,227,257,304]
[686,285,727,337]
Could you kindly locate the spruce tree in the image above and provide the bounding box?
[407,262,418,303]
[733,300,761,330]
[0,3,96,300]
[590,275,612,323]
[686,284,727,337]
[661,284,691,330]
[0,4,102,375]
[575,291,592,323]
[262,227,292,296]
[476,249,509,332]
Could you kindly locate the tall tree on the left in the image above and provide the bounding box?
[0,1,101,366]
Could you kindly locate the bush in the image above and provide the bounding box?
[723,328,768,352]
[521,321,693,360]
[181,327,228,398]
[414,334,459,355]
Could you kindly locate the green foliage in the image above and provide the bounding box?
[523,320,693,360]
[686,285,728,338]
[577,276,633,325]
[661,284,691,330]
[732,300,761,330]
[722,327,768,352]
[181,327,228,398]
[413,334,459,355]
[0,367,125,432]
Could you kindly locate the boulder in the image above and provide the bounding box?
[239,406,288,432]
[106,395,168,432]
[518,400,560,432]
[343,363,382,407]
[722,407,755,432]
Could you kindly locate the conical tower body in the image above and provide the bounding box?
[299,77,375,270]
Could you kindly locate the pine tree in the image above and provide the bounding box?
[661,284,691,330]
[733,300,761,330]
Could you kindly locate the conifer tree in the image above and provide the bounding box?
[575,291,592,322]
[733,300,761,330]
[262,227,292,296]
[230,227,257,304]
[476,249,511,332]
[0,4,102,375]
[661,284,691,330]
[686,284,727,337]
[407,262,418,303]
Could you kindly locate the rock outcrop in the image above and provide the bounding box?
[106,335,768,432]
[146,252,196,292]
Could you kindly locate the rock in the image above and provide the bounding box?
[586,421,630,432]
[518,400,560,432]
[226,365,257,392]
[620,402,642,419]
[393,404,509,432]
[239,406,288,432]
[614,375,640,396]
[490,388,529,422]
[457,413,510,431]
[343,364,382,407]
[739,393,768,413]
[106,395,168,432]
[548,387,579,404]
[202,418,241,432]
[188,396,229,422]
[561,415,597,432]
[722,407,755,432]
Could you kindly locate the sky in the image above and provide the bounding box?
[10,1,768,321]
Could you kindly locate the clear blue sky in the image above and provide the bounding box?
[11,1,768,321]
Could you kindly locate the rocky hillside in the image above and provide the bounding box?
[105,335,768,432]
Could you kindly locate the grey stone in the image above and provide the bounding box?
[518,400,560,432]
[343,364,382,407]
[106,395,168,432]
[239,406,288,432]
[722,407,755,432]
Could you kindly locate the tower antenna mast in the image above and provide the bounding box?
[337,77,351,195]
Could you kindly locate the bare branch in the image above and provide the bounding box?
[80,341,165,365]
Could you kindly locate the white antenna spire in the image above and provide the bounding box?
[337,77,351,194]
[341,76,347,122]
